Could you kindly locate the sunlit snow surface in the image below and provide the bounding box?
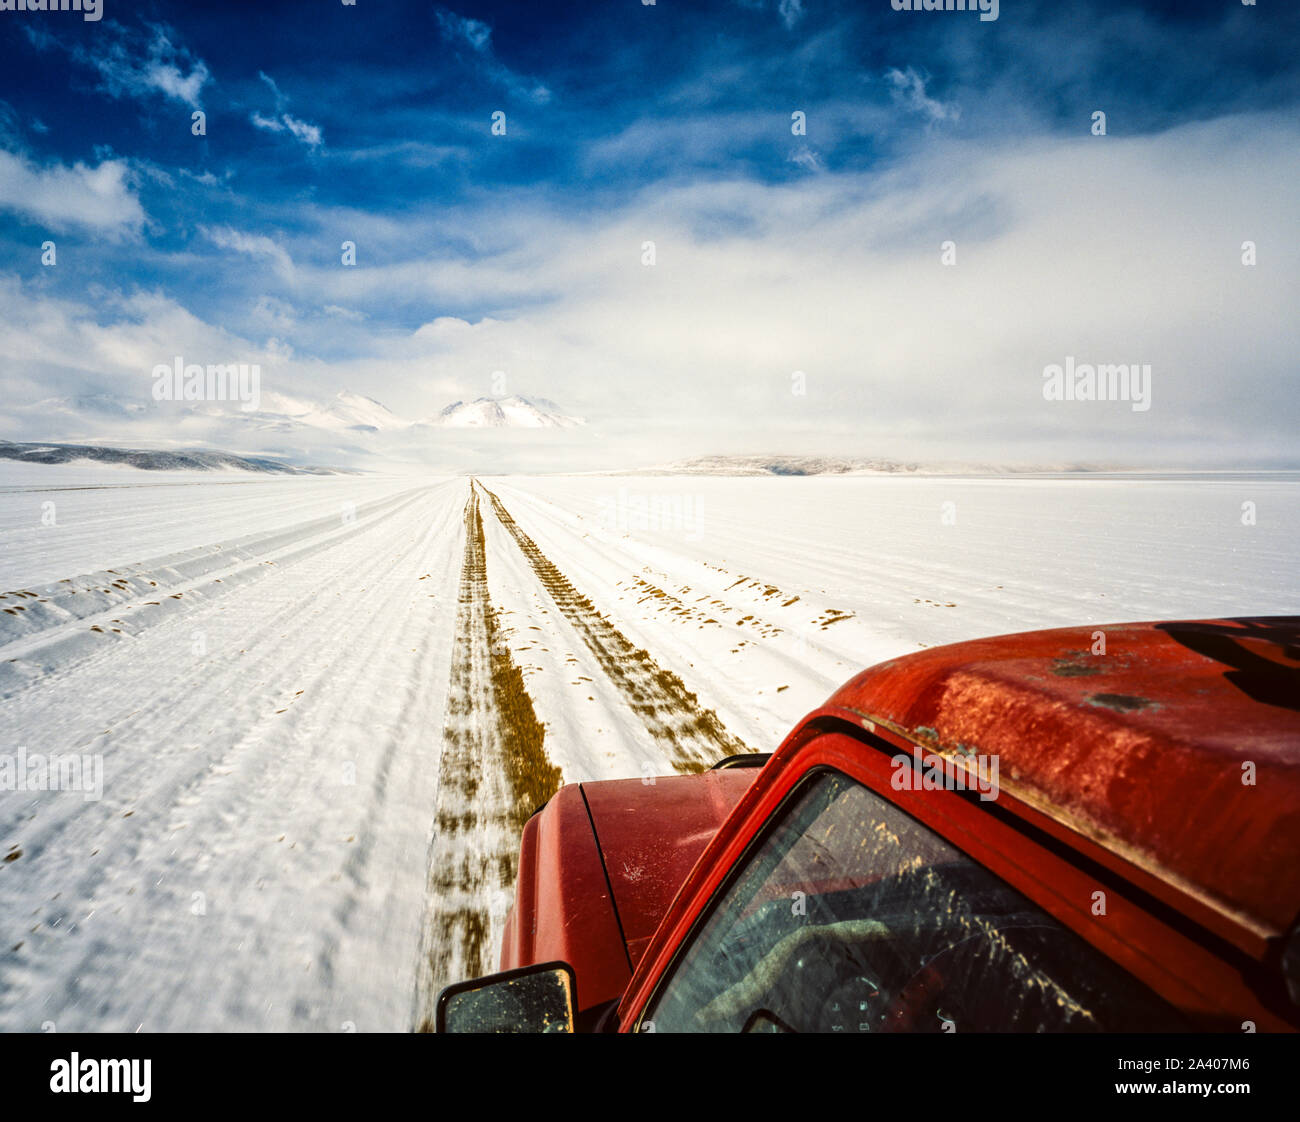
[0,463,1296,1030]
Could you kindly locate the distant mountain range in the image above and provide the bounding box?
[8,389,582,437]
[615,454,1109,477]
[0,393,1112,478]
[0,388,588,472]
[0,440,347,475]
[640,454,920,476]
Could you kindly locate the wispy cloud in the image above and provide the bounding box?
[250,111,323,150]
[434,7,551,105]
[787,145,824,173]
[0,150,144,237]
[885,67,958,123]
[435,10,493,52]
[11,108,1295,468]
[258,71,289,111]
[2,1,1297,470]
[737,0,806,31]
[200,225,295,280]
[0,101,25,149]
[249,71,324,150]
[27,24,212,110]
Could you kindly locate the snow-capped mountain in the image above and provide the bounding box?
[20,389,406,436]
[426,395,585,430]
[0,386,590,473]
[283,390,406,433]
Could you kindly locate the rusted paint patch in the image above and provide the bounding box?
[1051,653,1102,677]
[1085,693,1161,713]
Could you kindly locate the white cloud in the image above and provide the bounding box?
[200,225,295,279]
[88,28,210,109]
[23,23,209,110]
[249,73,324,150]
[249,295,298,334]
[787,145,824,173]
[885,67,959,123]
[778,0,805,30]
[2,114,1296,471]
[435,10,492,52]
[0,277,281,394]
[0,149,144,236]
[250,111,323,150]
[280,113,1299,467]
[143,60,209,108]
[280,114,323,149]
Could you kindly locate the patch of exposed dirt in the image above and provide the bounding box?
[483,485,750,773]
[415,486,562,1030]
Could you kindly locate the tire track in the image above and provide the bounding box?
[0,483,459,1031]
[481,483,751,774]
[0,486,431,699]
[414,484,561,1030]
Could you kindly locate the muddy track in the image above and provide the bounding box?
[482,484,751,773]
[413,486,561,1030]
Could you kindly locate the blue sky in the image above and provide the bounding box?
[0,0,1297,469]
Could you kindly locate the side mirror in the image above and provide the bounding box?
[435,962,577,1033]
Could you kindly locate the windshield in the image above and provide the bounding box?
[641,769,1187,1033]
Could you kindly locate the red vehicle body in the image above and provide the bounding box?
[460,618,1300,1032]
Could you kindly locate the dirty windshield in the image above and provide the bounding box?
[643,770,1186,1033]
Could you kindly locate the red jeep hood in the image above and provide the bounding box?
[582,769,759,968]
[823,617,1300,938]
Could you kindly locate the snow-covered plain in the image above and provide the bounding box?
[1,464,1297,1031]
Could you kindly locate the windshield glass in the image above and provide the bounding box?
[642,769,1187,1033]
